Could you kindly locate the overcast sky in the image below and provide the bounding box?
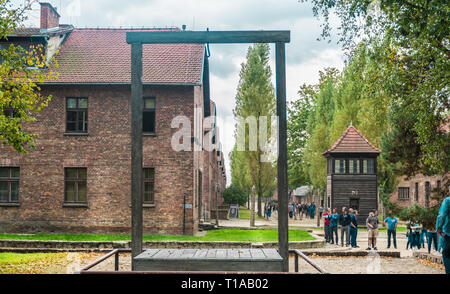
[22,0,345,186]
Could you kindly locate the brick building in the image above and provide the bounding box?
[390,174,447,208]
[0,2,226,234]
[389,117,449,209]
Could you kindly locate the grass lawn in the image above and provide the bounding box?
[0,252,69,274]
[237,206,266,221]
[0,228,315,243]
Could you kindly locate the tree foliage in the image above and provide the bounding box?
[291,0,449,223]
[232,43,277,217]
[222,184,247,206]
[0,0,56,153]
[303,0,449,175]
[287,84,315,189]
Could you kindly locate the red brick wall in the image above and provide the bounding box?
[389,173,448,208]
[0,84,198,235]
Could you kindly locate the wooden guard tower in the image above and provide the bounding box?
[323,123,381,222]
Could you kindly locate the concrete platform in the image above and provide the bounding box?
[133,248,283,272]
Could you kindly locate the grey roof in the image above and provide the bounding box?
[292,186,312,197]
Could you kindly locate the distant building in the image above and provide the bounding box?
[323,124,381,221]
[292,186,312,203]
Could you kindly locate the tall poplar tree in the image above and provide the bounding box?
[233,43,276,218]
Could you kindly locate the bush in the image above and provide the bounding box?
[222,185,247,206]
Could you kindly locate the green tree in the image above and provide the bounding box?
[302,0,449,235]
[230,143,252,205]
[222,184,247,206]
[0,0,57,153]
[287,84,315,189]
[302,68,338,191]
[302,0,449,175]
[233,43,277,218]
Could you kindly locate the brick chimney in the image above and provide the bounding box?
[40,2,60,30]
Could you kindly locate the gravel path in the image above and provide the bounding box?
[289,255,445,274]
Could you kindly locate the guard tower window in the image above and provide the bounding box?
[362,159,375,174]
[334,159,346,174]
[143,97,156,133]
[349,159,360,174]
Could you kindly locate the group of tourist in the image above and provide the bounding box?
[405,219,446,254]
[320,196,449,274]
[288,202,316,220]
[322,207,398,250]
[322,207,360,248]
[263,202,277,220]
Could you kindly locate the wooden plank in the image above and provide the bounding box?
[238,249,251,259]
[138,249,159,259]
[206,249,217,259]
[275,41,289,272]
[133,249,284,272]
[152,249,174,259]
[167,249,184,259]
[261,249,282,259]
[130,41,143,270]
[126,30,290,44]
[180,249,197,259]
[227,249,240,259]
[216,249,227,259]
[250,249,265,259]
[193,249,208,259]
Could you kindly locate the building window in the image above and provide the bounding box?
[349,159,360,174]
[425,181,430,208]
[65,168,87,203]
[398,187,410,200]
[143,168,155,204]
[362,159,375,173]
[334,159,346,174]
[437,180,441,192]
[0,167,20,203]
[143,97,156,133]
[414,182,419,202]
[66,98,88,133]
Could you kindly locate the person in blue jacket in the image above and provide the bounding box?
[310,203,316,219]
[329,208,339,245]
[384,213,398,249]
[350,209,359,248]
[406,220,413,250]
[436,196,450,274]
[420,227,426,249]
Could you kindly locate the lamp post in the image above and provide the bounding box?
[250,185,256,227]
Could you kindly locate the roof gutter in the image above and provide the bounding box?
[38,82,202,86]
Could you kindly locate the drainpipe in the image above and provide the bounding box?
[183,193,186,235]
